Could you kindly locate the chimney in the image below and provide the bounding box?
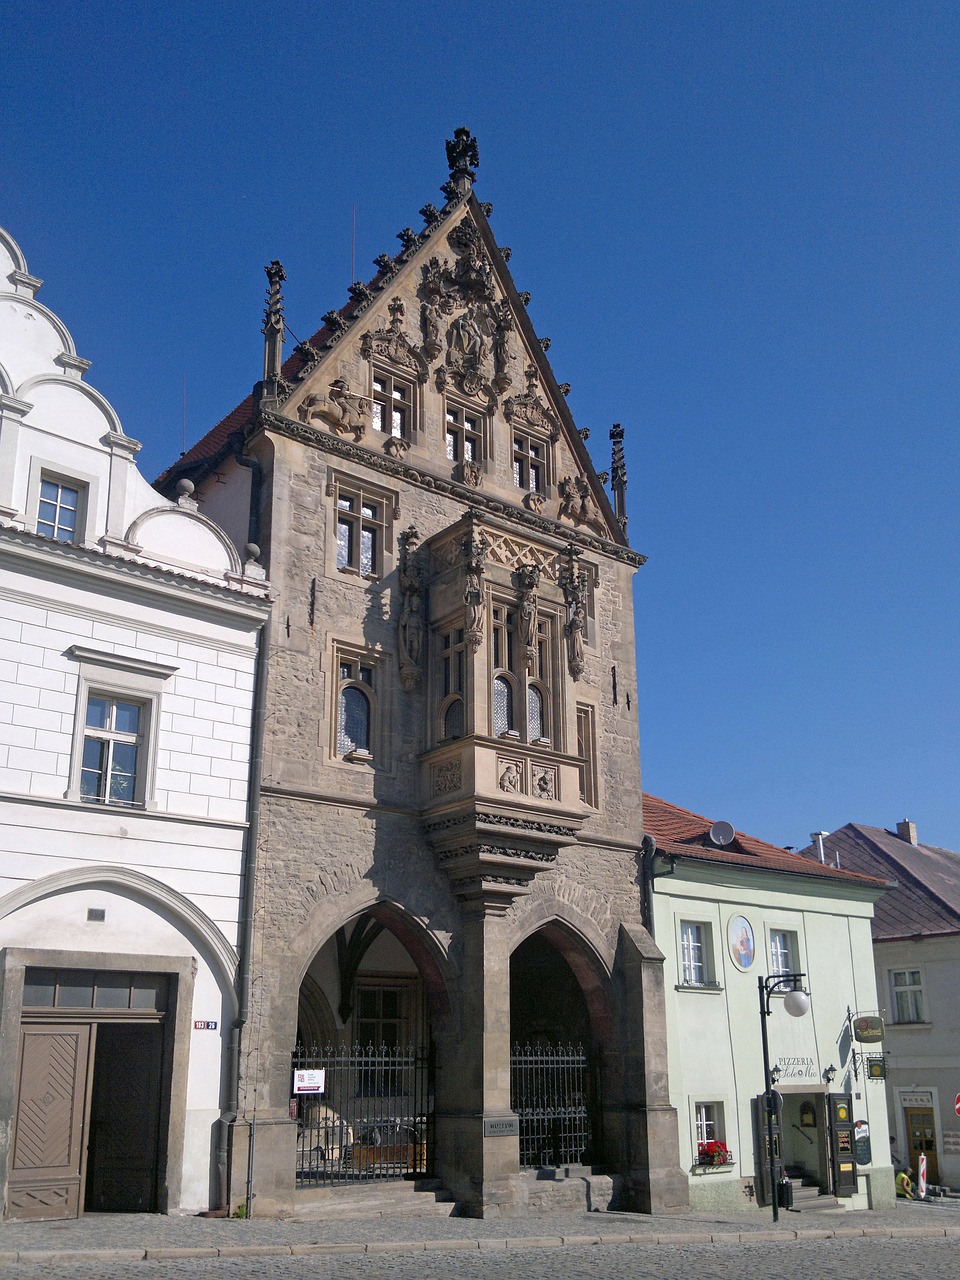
[896,819,918,845]
[810,831,829,863]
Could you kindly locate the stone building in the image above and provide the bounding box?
[161,130,688,1217]
[0,226,271,1220]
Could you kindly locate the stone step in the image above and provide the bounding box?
[292,1178,457,1222]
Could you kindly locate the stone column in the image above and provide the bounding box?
[613,924,689,1212]
[433,898,521,1217]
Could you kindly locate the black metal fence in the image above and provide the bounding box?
[510,1042,597,1169]
[292,1043,432,1186]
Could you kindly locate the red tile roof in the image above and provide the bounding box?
[642,793,890,890]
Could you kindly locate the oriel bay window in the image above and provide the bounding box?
[490,603,556,744]
[439,627,467,740]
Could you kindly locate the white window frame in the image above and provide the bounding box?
[65,647,177,810]
[678,919,716,988]
[694,1100,725,1147]
[889,967,926,1024]
[768,927,800,976]
[26,456,100,546]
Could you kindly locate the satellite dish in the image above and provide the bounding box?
[709,821,736,848]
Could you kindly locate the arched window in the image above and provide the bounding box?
[527,684,545,742]
[493,676,514,737]
[338,686,370,755]
[442,697,465,741]
[335,651,377,760]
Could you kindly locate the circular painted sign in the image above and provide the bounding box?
[955,1093,960,1117]
[728,915,755,970]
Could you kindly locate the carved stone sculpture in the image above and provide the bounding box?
[462,524,489,651]
[458,459,483,488]
[498,761,522,793]
[397,527,424,691]
[516,563,540,673]
[297,379,369,441]
[558,475,606,534]
[560,552,587,681]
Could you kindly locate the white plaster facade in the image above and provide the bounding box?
[876,935,960,1187]
[645,799,895,1213]
[0,227,271,1220]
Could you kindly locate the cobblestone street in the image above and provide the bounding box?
[2,1200,958,1278]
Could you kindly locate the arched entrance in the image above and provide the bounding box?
[293,909,442,1187]
[509,928,606,1169]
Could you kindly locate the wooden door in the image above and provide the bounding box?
[905,1107,940,1184]
[8,1024,92,1220]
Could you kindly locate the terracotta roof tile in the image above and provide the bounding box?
[642,793,889,890]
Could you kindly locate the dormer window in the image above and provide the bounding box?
[372,371,412,438]
[37,477,81,542]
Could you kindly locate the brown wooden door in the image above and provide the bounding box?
[905,1107,940,1184]
[8,1024,92,1220]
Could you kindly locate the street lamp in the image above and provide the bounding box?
[758,973,810,1222]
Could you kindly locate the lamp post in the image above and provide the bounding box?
[758,973,810,1222]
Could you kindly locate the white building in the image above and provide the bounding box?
[643,794,896,1212]
[0,226,271,1221]
[799,820,960,1191]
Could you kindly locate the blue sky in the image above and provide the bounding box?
[5,1,959,850]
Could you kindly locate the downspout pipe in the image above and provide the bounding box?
[214,611,270,1214]
[229,432,263,550]
[640,833,657,939]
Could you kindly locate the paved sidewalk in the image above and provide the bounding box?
[1,1198,957,1265]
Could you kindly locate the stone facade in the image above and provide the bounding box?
[169,132,687,1217]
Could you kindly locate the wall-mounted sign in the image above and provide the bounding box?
[483,1117,520,1137]
[293,1068,326,1094]
[866,1056,886,1079]
[774,1056,816,1079]
[853,1016,884,1043]
[727,915,755,970]
[193,1020,218,1030]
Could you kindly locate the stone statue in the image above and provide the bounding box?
[297,379,369,441]
[398,527,424,691]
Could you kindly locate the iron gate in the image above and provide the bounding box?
[510,1042,598,1168]
[292,1043,432,1186]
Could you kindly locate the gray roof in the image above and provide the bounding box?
[798,825,960,940]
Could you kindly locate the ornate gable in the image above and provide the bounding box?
[163,129,629,551]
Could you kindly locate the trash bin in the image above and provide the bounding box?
[777,1178,794,1209]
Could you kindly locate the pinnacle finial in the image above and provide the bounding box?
[261,260,286,395]
[445,126,479,194]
